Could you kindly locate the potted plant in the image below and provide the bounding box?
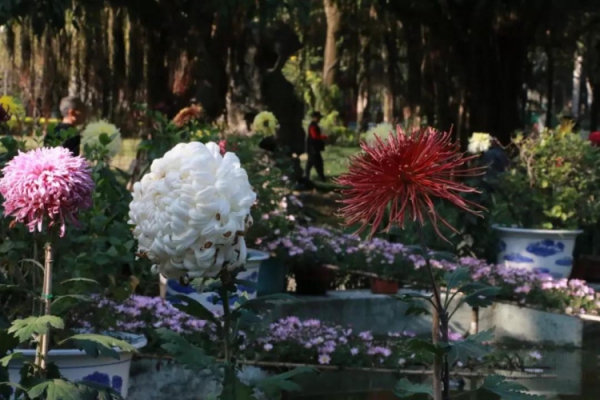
[0,145,146,399]
[492,125,600,278]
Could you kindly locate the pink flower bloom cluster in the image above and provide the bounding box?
[0,147,94,236]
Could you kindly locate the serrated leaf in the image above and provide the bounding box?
[461,287,502,309]
[172,295,220,326]
[62,334,137,360]
[76,381,124,400]
[447,329,494,364]
[9,316,64,342]
[0,352,25,367]
[444,268,471,290]
[407,339,441,356]
[394,378,433,398]
[258,367,316,393]
[156,328,215,370]
[28,379,81,400]
[480,375,544,399]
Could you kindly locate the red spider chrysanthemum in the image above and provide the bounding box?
[337,126,485,239]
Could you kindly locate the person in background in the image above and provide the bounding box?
[590,131,600,146]
[305,111,327,182]
[44,96,86,156]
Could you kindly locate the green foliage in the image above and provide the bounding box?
[257,367,317,396]
[8,316,64,343]
[394,378,433,398]
[479,375,544,399]
[495,128,600,230]
[156,328,216,371]
[63,334,138,359]
[446,329,494,364]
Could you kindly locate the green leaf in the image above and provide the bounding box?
[76,381,123,400]
[28,379,81,400]
[444,268,472,291]
[394,378,433,398]
[257,367,316,393]
[447,329,494,364]
[0,352,25,367]
[156,328,216,370]
[0,329,19,355]
[62,334,137,360]
[51,294,93,312]
[172,295,220,326]
[405,302,430,316]
[392,292,434,304]
[460,287,502,309]
[9,316,64,342]
[407,339,441,356]
[480,375,544,399]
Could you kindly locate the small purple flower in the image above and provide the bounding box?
[318,354,331,365]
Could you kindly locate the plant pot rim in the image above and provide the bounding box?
[492,225,583,236]
[12,332,147,357]
[247,248,270,262]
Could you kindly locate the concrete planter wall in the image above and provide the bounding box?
[8,333,147,399]
[162,249,269,313]
[494,225,583,279]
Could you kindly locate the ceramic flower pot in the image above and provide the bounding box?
[162,249,269,313]
[494,226,583,279]
[257,257,288,296]
[293,264,334,296]
[370,278,399,295]
[8,333,146,399]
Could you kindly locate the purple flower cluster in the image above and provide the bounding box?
[245,316,417,367]
[264,226,600,316]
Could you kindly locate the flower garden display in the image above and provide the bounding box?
[0,147,142,399]
[334,126,539,399]
[493,128,600,278]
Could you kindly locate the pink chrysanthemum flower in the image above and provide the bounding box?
[0,147,94,236]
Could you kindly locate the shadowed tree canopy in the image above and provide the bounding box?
[0,0,599,145]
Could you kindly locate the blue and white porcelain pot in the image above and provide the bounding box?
[8,333,147,399]
[494,226,583,279]
[161,249,270,313]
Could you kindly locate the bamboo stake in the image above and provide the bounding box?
[35,243,53,370]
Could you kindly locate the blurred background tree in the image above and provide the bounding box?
[0,0,598,147]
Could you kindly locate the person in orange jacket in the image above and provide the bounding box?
[305,111,328,182]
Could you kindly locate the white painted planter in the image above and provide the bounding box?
[8,333,147,399]
[162,249,270,313]
[494,226,583,278]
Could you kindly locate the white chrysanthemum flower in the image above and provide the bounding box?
[252,112,279,136]
[468,132,492,154]
[82,120,122,158]
[129,142,256,279]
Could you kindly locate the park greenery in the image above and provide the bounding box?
[0,0,599,399]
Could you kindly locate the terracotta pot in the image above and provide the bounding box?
[370,278,399,294]
[293,264,334,296]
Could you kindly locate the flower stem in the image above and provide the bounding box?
[416,226,449,400]
[220,271,236,400]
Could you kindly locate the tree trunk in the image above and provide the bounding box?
[546,33,555,129]
[572,50,583,119]
[323,0,341,88]
[404,19,422,109]
[383,19,399,122]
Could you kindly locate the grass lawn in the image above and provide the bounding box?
[300,145,358,181]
